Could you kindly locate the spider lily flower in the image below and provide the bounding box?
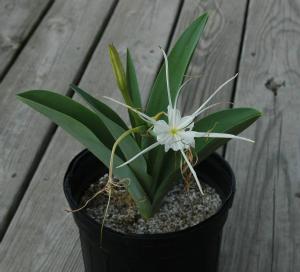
[104,49,254,194]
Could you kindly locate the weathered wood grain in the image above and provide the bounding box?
[0,0,253,270]
[172,0,249,157]
[0,0,54,80]
[0,0,181,270]
[220,0,300,271]
[0,0,117,237]
[0,134,84,272]
[177,0,248,116]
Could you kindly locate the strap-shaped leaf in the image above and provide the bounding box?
[71,85,152,195]
[146,13,208,116]
[126,49,142,110]
[108,45,131,103]
[152,169,181,213]
[126,49,144,143]
[109,45,143,129]
[152,107,261,210]
[17,90,152,218]
[144,13,208,174]
[18,90,115,150]
[194,108,262,159]
[71,84,128,130]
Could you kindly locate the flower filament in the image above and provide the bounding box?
[104,48,254,194]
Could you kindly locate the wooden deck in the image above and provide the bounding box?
[0,0,299,271]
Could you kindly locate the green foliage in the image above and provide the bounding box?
[108,45,143,131]
[145,12,208,181]
[108,45,130,103]
[70,85,152,194]
[17,13,261,219]
[152,108,261,210]
[126,49,142,111]
[17,91,152,217]
[146,12,208,115]
[193,108,261,157]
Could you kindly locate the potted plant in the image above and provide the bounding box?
[17,13,261,272]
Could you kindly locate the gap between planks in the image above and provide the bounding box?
[222,0,251,157]
[0,0,249,271]
[220,0,300,271]
[0,0,119,241]
[0,0,55,82]
[1,0,120,241]
[0,0,182,270]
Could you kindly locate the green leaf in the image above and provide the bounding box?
[109,45,143,129]
[18,90,116,150]
[108,45,131,104]
[146,13,208,116]
[152,169,181,213]
[152,108,261,210]
[151,150,182,211]
[17,90,152,218]
[149,145,166,193]
[71,84,153,196]
[194,108,262,160]
[126,49,144,143]
[70,84,128,130]
[126,49,142,110]
[144,13,208,177]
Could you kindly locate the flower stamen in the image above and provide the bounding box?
[170,128,178,136]
[105,48,254,195]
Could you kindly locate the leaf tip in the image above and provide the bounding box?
[16,90,30,100]
[108,43,115,50]
[198,11,209,22]
[251,108,263,118]
[69,83,77,91]
[108,44,117,59]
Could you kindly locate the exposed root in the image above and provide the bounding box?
[180,148,198,192]
[65,126,142,246]
[64,185,106,213]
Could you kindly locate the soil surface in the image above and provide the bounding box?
[81,174,222,234]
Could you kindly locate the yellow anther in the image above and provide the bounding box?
[153,111,167,120]
[170,128,177,135]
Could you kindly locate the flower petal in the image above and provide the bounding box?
[180,149,204,195]
[156,133,173,145]
[192,102,233,119]
[170,136,186,151]
[103,96,156,124]
[160,47,172,107]
[153,120,169,135]
[191,74,238,117]
[176,115,194,130]
[191,131,254,143]
[167,106,181,127]
[177,130,195,147]
[117,142,160,168]
[174,78,193,110]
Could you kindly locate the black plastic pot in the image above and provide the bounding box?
[64,149,236,272]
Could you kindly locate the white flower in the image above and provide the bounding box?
[104,49,253,194]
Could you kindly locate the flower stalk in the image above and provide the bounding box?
[17,13,261,219]
[104,48,254,195]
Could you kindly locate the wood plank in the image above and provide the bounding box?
[0,0,117,237]
[0,0,54,80]
[220,0,300,271]
[178,0,248,116]
[0,0,181,271]
[0,0,251,269]
[0,134,84,272]
[171,0,249,159]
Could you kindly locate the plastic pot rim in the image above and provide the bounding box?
[63,149,236,240]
